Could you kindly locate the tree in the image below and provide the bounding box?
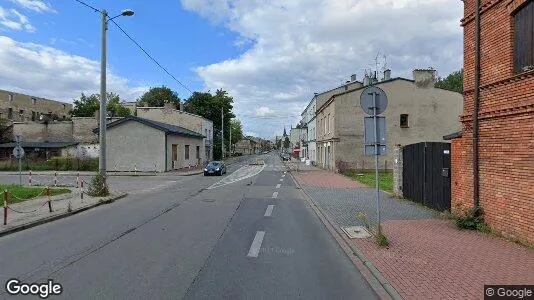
[71,92,131,117]
[435,69,463,93]
[107,93,131,117]
[276,138,282,149]
[283,136,290,149]
[184,89,236,159]
[71,93,99,117]
[137,86,180,108]
[230,119,243,146]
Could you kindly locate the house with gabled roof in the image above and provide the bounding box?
[99,116,205,172]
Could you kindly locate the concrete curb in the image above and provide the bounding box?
[288,170,403,300]
[0,193,127,238]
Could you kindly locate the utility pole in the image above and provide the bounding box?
[99,9,108,181]
[221,107,224,160]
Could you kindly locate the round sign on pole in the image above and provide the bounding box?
[13,146,25,159]
[360,86,388,115]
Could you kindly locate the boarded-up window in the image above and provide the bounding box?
[514,1,534,73]
[185,145,190,160]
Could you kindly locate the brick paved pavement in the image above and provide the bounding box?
[294,169,534,300]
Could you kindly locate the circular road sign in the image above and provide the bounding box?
[13,146,25,159]
[360,86,388,115]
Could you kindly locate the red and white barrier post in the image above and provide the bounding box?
[28,170,32,186]
[54,171,58,187]
[76,171,80,188]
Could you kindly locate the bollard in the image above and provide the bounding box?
[29,170,32,186]
[76,171,80,188]
[3,190,7,225]
[80,180,84,202]
[54,171,58,187]
[134,165,138,176]
[46,187,53,212]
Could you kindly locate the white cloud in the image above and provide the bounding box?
[0,35,148,102]
[0,7,35,32]
[7,0,56,13]
[182,0,463,138]
[255,106,274,117]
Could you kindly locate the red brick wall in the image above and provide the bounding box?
[456,0,534,245]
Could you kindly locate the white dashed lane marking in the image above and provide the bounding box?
[247,231,265,258]
[272,192,278,198]
[276,184,281,189]
[264,205,274,217]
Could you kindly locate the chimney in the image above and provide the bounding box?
[413,68,437,88]
[363,73,370,86]
[383,69,391,81]
[350,74,357,82]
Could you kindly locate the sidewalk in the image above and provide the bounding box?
[292,166,534,300]
[1,187,126,237]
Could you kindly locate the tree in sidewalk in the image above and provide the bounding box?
[137,86,181,108]
[435,69,463,93]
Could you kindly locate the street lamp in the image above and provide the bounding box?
[99,8,134,183]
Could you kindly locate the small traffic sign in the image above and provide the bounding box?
[13,146,24,159]
[360,86,388,115]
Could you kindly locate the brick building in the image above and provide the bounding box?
[0,89,72,122]
[450,0,534,245]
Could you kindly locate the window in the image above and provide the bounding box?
[205,129,208,138]
[185,145,190,160]
[31,111,36,121]
[8,108,12,120]
[172,145,178,161]
[63,104,66,109]
[514,1,534,73]
[32,98,36,105]
[400,114,409,128]
[327,114,330,133]
[19,110,24,120]
[196,146,200,159]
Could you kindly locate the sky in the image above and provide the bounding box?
[0,0,464,139]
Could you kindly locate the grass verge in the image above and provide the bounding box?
[0,185,71,204]
[344,170,393,193]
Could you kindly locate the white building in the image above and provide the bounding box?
[301,97,317,164]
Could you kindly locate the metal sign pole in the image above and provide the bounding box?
[372,92,381,235]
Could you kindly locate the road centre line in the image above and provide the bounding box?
[247,231,265,258]
[279,179,283,182]
[264,205,274,217]
[272,191,278,198]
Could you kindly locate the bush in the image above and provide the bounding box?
[376,231,389,247]
[86,173,109,197]
[455,206,488,232]
[0,157,98,171]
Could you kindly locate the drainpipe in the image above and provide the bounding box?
[473,0,481,210]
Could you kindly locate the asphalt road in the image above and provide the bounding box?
[0,153,376,299]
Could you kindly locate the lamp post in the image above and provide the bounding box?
[99,9,134,182]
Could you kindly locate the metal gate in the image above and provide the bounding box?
[402,142,451,211]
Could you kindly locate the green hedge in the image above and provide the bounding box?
[0,157,99,171]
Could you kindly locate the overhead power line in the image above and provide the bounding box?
[73,0,101,13]
[109,19,194,95]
